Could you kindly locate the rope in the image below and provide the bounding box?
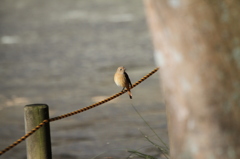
[0,67,159,156]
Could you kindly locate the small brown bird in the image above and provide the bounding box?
[114,66,133,99]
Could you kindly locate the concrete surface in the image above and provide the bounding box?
[0,0,168,158]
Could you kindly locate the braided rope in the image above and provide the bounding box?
[0,67,159,156]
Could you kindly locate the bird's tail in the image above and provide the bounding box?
[127,89,132,99]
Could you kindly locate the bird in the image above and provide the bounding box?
[114,66,133,99]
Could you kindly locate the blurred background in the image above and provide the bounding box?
[0,0,167,158]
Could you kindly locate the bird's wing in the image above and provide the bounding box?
[124,72,132,87]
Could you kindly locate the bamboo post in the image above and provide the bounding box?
[24,104,52,159]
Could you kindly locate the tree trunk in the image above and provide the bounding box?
[144,0,240,158]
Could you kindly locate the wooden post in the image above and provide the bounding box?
[24,104,52,159]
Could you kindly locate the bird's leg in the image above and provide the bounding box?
[121,87,125,92]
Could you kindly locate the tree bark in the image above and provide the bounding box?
[144,0,240,158]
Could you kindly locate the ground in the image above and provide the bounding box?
[0,0,167,158]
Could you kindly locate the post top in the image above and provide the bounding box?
[25,104,48,108]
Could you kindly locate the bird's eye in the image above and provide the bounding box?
[120,69,122,70]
